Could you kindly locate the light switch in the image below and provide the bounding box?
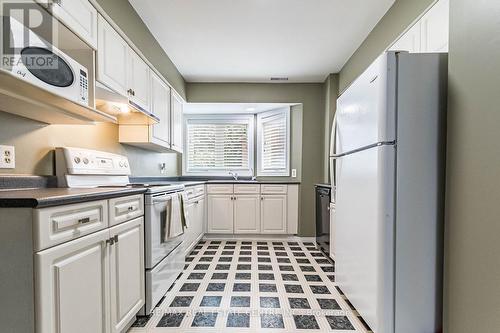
[291,169,297,178]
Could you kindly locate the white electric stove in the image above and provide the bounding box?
[55,147,186,315]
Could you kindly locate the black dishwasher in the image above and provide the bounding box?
[315,184,331,255]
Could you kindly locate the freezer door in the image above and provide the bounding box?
[335,144,396,333]
[336,52,397,154]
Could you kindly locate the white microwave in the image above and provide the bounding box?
[2,17,89,106]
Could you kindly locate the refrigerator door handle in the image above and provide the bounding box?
[331,141,396,158]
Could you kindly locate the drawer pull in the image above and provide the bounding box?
[78,217,91,224]
[128,206,134,211]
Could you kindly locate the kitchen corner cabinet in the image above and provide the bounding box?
[171,91,184,153]
[50,0,98,49]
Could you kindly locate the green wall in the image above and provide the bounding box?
[94,0,186,99]
[338,0,435,93]
[187,83,325,237]
[443,0,500,331]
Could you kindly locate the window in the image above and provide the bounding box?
[257,107,290,176]
[184,115,254,176]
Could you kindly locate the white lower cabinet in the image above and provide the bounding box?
[207,195,233,233]
[109,217,145,333]
[261,194,287,234]
[35,228,110,333]
[35,205,145,333]
[234,194,260,233]
[207,185,295,235]
[194,198,206,236]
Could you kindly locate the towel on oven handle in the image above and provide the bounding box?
[167,193,184,238]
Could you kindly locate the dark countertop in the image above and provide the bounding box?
[0,187,147,208]
[315,183,331,188]
[129,177,301,187]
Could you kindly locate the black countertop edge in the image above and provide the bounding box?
[315,183,331,188]
[0,175,57,189]
[129,176,301,186]
[0,187,147,208]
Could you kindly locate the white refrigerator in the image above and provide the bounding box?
[329,51,447,333]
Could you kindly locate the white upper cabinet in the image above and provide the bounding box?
[127,50,151,112]
[97,14,129,96]
[50,0,98,49]
[150,72,171,147]
[390,21,421,53]
[420,0,449,52]
[389,0,449,53]
[171,91,184,153]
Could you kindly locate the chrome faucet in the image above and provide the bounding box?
[229,171,238,180]
[250,168,257,181]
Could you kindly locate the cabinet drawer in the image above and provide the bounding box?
[234,184,260,194]
[261,184,288,194]
[185,185,205,200]
[109,194,144,226]
[34,200,108,251]
[207,184,234,194]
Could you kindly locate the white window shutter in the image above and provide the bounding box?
[185,116,254,175]
[257,108,290,176]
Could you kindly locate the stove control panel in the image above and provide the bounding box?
[56,147,131,175]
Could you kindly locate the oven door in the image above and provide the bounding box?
[145,192,183,269]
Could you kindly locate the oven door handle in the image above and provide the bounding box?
[152,194,173,204]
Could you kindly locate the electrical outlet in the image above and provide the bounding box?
[0,145,15,169]
[291,169,297,178]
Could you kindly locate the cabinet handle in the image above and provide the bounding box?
[127,89,132,95]
[128,206,134,211]
[78,217,91,224]
[113,235,119,243]
[106,238,114,246]
[132,90,136,96]
[261,196,264,201]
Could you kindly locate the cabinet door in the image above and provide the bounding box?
[389,21,421,53]
[261,194,287,234]
[128,50,151,112]
[207,195,233,233]
[35,229,110,333]
[329,203,336,259]
[171,91,183,153]
[150,72,171,147]
[234,195,260,233]
[109,217,145,333]
[97,15,128,96]
[181,202,196,256]
[420,0,449,52]
[51,0,98,49]
[196,197,206,235]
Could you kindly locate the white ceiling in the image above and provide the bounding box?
[129,0,395,83]
[184,103,294,114]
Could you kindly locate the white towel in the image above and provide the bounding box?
[168,194,184,238]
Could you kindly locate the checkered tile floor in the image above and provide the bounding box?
[128,239,372,332]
